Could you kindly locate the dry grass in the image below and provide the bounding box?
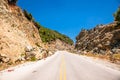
[111,54,120,63]
[0,61,25,71]
[84,53,108,59]
[83,52,120,64]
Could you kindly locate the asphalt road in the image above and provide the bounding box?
[0,51,120,80]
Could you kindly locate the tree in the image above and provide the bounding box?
[8,0,18,5]
[113,7,120,21]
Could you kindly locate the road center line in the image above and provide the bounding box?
[60,54,66,80]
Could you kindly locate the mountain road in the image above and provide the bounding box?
[0,51,120,80]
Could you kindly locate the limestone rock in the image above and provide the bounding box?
[0,0,43,65]
[75,22,120,54]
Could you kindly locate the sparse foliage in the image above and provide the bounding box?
[23,10,33,21]
[22,10,73,45]
[39,26,73,45]
[33,21,41,30]
[8,0,18,5]
[113,7,120,21]
[30,56,37,61]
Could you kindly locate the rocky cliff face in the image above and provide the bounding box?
[45,39,74,53]
[0,0,46,68]
[75,22,120,54]
[0,0,74,70]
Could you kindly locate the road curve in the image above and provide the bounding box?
[0,51,120,80]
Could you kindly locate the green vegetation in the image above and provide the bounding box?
[23,10,41,30]
[113,7,120,21]
[30,56,37,61]
[111,54,120,62]
[23,10,33,21]
[8,0,18,5]
[23,9,73,45]
[39,26,73,45]
[33,21,41,30]
[20,53,25,57]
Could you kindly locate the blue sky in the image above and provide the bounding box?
[18,0,119,42]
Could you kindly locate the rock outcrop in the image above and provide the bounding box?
[0,0,46,67]
[75,22,120,54]
[46,39,74,52]
[0,0,74,70]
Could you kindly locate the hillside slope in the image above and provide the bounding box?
[39,26,74,52]
[75,22,120,62]
[75,22,119,52]
[75,7,120,64]
[0,0,45,68]
[0,0,74,70]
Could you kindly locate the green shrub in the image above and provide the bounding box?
[33,21,41,29]
[8,0,18,5]
[22,9,73,45]
[23,10,33,21]
[20,53,25,57]
[113,7,120,21]
[115,21,120,28]
[31,56,37,61]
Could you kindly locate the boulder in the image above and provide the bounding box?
[25,45,33,52]
[25,52,35,60]
[0,54,10,63]
[112,49,120,54]
[75,22,120,55]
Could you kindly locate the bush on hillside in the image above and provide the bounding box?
[22,9,73,45]
[33,21,41,30]
[39,27,73,45]
[23,10,33,21]
[8,0,18,5]
[113,7,120,22]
